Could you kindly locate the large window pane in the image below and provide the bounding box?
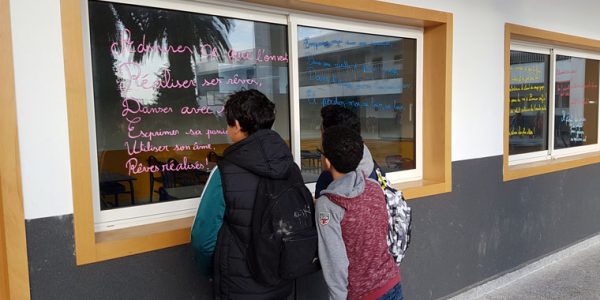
[554,55,599,149]
[509,50,550,155]
[88,1,289,210]
[297,26,417,182]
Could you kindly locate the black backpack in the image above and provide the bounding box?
[246,163,321,286]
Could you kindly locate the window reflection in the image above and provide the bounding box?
[509,50,550,155]
[508,50,599,157]
[554,55,599,149]
[297,26,417,182]
[89,1,289,210]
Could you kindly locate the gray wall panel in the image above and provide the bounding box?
[26,215,213,300]
[26,156,600,299]
[402,156,600,299]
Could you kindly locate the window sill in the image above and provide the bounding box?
[393,179,451,199]
[85,217,194,264]
[504,151,600,181]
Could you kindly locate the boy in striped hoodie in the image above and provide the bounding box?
[316,125,402,300]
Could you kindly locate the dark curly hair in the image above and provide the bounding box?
[322,125,364,173]
[320,105,361,134]
[224,89,275,135]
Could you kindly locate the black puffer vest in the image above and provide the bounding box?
[214,129,294,299]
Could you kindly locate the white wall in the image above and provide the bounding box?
[11,0,73,219]
[387,0,600,161]
[12,0,600,219]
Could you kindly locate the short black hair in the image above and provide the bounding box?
[320,105,361,134]
[224,89,275,135]
[322,125,364,173]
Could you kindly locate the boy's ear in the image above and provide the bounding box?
[322,155,332,172]
[233,120,248,136]
[234,120,242,132]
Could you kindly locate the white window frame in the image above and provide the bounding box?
[84,0,424,231]
[508,42,552,165]
[509,41,600,166]
[289,14,424,189]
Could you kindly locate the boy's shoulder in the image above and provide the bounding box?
[315,194,346,217]
[318,176,380,212]
[363,177,385,197]
[316,193,340,209]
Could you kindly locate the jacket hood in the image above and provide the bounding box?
[320,170,365,199]
[357,145,375,177]
[222,129,294,179]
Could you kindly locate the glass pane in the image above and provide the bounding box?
[509,50,550,155]
[88,1,289,210]
[554,55,599,149]
[297,26,417,182]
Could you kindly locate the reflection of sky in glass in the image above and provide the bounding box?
[297,25,402,58]
[228,20,255,51]
[111,18,262,105]
[112,22,169,106]
[298,26,331,40]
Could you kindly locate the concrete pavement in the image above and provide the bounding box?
[450,235,600,300]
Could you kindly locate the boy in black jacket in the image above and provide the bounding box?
[214,89,295,299]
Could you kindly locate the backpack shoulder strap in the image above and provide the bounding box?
[370,159,389,190]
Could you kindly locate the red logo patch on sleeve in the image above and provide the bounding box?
[319,212,330,225]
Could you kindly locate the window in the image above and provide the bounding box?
[63,0,451,264]
[86,1,289,231]
[509,43,600,165]
[293,18,422,184]
[504,24,600,181]
[86,1,425,231]
[508,46,551,159]
[554,54,599,151]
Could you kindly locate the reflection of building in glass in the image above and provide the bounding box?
[509,51,599,155]
[193,20,290,137]
[90,3,292,210]
[554,56,598,149]
[297,27,417,175]
[508,51,550,155]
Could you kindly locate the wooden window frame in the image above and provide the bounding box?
[0,0,31,297]
[61,0,452,264]
[504,23,600,181]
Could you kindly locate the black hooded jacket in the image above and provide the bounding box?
[214,129,294,299]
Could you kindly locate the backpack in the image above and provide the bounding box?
[374,166,412,264]
[246,163,321,286]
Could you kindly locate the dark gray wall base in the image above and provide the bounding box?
[401,156,600,299]
[25,215,328,300]
[26,156,600,299]
[26,215,213,300]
